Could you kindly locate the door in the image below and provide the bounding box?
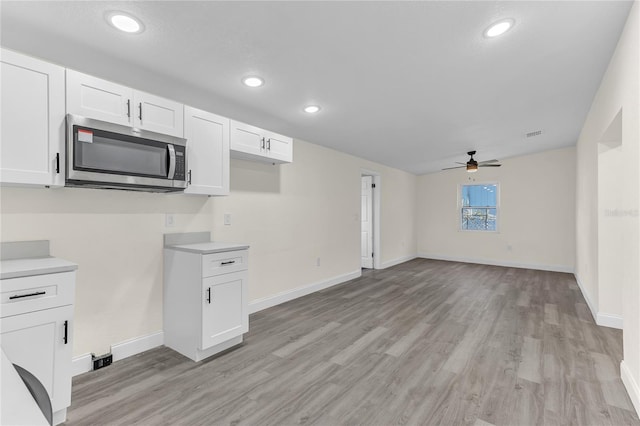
[1,305,73,412]
[184,106,229,196]
[230,120,265,158]
[133,91,184,138]
[361,175,374,268]
[201,271,248,350]
[264,131,293,164]
[66,69,132,126]
[1,49,65,187]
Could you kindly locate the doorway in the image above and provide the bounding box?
[361,170,380,269]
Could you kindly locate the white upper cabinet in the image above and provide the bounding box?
[184,106,229,196]
[1,49,66,187]
[133,91,184,138]
[66,70,184,137]
[66,69,132,126]
[230,120,293,164]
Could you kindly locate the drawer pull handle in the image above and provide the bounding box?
[9,291,46,300]
[221,261,236,265]
[207,287,211,304]
[63,320,69,344]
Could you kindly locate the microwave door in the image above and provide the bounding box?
[72,126,169,180]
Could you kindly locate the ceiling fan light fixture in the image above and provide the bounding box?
[466,162,479,173]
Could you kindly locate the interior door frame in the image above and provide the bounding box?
[361,169,381,269]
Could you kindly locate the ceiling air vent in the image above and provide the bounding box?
[526,130,543,138]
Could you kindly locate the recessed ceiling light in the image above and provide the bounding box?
[106,12,144,34]
[484,19,515,38]
[242,76,264,88]
[303,105,321,113]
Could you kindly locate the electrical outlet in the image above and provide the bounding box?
[224,213,232,226]
[92,353,113,370]
[165,213,175,228]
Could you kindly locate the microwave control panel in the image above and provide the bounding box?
[174,146,186,181]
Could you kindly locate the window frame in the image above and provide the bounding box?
[457,181,500,233]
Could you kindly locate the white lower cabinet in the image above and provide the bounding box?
[164,245,248,362]
[0,269,76,425]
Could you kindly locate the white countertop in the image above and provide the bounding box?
[166,241,249,254]
[0,257,78,280]
[1,348,49,426]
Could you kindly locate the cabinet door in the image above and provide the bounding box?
[66,69,132,126]
[1,305,73,413]
[230,120,265,158]
[201,271,248,350]
[133,91,184,138]
[265,131,293,164]
[184,106,229,196]
[1,49,65,187]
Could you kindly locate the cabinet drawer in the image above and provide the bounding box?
[1,272,75,318]
[202,250,248,277]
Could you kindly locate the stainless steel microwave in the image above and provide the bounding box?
[66,114,187,192]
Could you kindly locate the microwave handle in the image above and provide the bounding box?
[167,144,176,179]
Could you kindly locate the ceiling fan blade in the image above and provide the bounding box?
[478,159,500,165]
[479,164,501,167]
[442,166,466,170]
[454,162,467,165]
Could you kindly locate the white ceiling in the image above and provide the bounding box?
[1,1,633,174]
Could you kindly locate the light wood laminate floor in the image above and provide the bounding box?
[65,259,639,425]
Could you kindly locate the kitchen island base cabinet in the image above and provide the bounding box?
[164,246,248,362]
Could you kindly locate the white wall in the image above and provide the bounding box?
[574,1,640,413]
[416,147,576,272]
[0,139,417,357]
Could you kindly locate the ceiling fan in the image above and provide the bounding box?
[442,151,501,173]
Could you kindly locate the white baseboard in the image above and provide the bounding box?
[72,331,164,377]
[621,360,640,417]
[574,274,623,329]
[418,253,574,274]
[597,312,623,329]
[379,254,417,269]
[111,331,164,362]
[574,273,598,323]
[249,270,361,314]
[71,353,93,376]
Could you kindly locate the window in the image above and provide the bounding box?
[460,183,498,231]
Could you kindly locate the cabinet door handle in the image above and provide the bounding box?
[138,103,143,121]
[9,291,46,300]
[266,138,271,150]
[55,153,60,174]
[63,320,69,344]
[206,287,211,304]
[127,99,131,118]
[221,260,236,265]
[261,137,265,149]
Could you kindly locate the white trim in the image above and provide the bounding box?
[621,360,640,417]
[71,353,93,377]
[249,270,361,314]
[71,330,164,377]
[574,273,598,322]
[111,330,164,362]
[596,312,623,329]
[379,255,417,269]
[418,253,574,273]
[573,274,623,329]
